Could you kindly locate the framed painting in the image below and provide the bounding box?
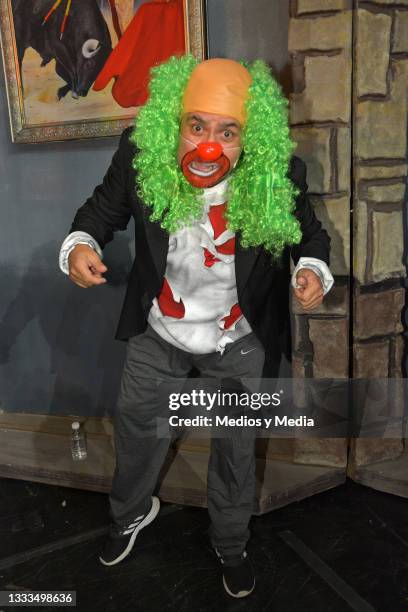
[0,0,207,143]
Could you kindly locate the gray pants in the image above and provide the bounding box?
[110,324,265,556]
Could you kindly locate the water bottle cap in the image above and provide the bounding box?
[71,421,80,430]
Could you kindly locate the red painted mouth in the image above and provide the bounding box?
[181,149,230,188]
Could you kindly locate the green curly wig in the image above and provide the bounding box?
[130,54,302,259]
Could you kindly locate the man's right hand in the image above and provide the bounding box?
[68,244,108,288]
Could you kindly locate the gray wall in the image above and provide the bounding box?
[207,0,291,94]
[0,0,290,416]
[0,66,133,416]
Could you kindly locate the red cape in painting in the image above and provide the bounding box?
[93,0,185,108]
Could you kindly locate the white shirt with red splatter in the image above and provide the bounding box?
[147,178,252,354]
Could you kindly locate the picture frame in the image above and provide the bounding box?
[0,0,207,143]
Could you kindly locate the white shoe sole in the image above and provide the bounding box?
[223,575,255,598]
[99,496,160,566]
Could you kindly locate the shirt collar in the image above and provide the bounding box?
[200,177,229,208]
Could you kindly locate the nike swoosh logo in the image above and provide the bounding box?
[241,348,256,355]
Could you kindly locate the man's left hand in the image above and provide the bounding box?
[293,268,324,311]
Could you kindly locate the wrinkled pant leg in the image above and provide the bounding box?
[207,429,257,556]
[109,326,192,525]
[194,332,265,556]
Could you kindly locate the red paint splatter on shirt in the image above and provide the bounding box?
[157,278,185,318]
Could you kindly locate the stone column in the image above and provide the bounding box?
[348,2,407,474]
[288,0,352,467]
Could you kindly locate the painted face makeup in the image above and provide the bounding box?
[180,135,242,188]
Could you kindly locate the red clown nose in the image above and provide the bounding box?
[197,142,223,161]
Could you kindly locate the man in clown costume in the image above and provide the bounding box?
[59,55,333,598]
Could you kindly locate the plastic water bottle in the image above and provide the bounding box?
[71,421,87,460]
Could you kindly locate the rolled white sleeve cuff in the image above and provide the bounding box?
[291,257,334,295]
[58,231,103,275]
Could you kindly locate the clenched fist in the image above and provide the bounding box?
[68,244,108,288]
[293,268,324,311]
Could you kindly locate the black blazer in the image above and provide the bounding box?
[70,127,331,376]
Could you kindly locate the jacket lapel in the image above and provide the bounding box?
[141,206,169,280]
[235,235,260,297]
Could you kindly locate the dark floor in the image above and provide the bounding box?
[0,477,407,612]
